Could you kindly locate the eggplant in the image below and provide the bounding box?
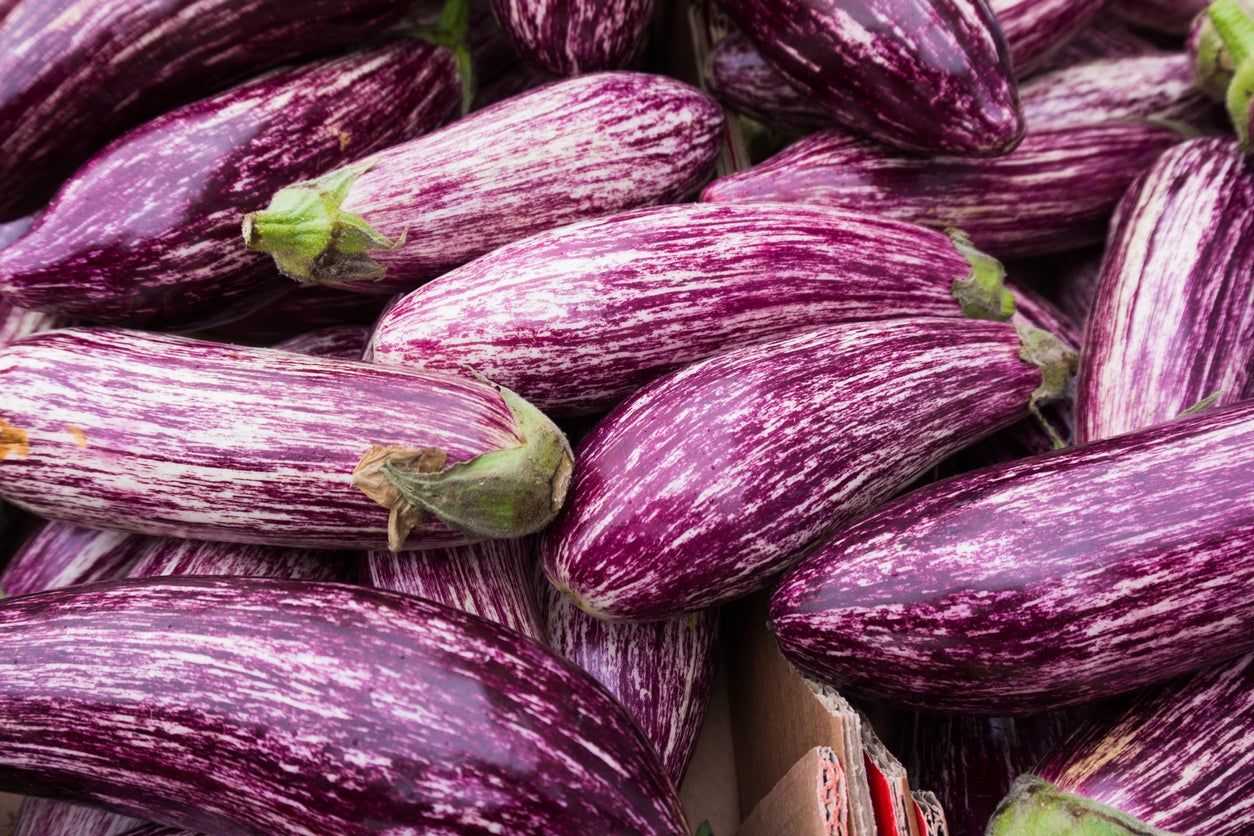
[1076,138,1254,444]
[703,33,830,132]
[0,0,409,221]
[989,655,1254,835]
[1041,13,1168,69]
[202,287,389,345]
[1112,0,1208,35]
[540,580,719,785]
[0,328,572,551]
[0,297,67,352]
[991,0,1113,74]
[771,401,1254,714]
[361,538,546,642]
[0,42,459,331]
[715,0,1022,155]
[1195,0,1254,147]
[12,803,167,836]
[702,122,1184,259]
[540,317,1074,620]
[367,202,1016,416]
[273,325,371,359]
[126,539,349,582]
[490,0,654,74]
[244,72,724,293]
[0,216,31,250]
[0,520,146,598]
[0,577,688,834]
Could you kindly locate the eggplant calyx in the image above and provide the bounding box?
[1209,0,1254,149]
[948,229,1014,322]
[1016,324,1077,410]
[414,0,476,115]
[986,776,1173,835]
[242,164,398,286]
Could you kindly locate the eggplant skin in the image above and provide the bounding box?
[771,401,1254,715]
[989,0,1110,75]
[0,577,688,835]
[273,325,370,360]
[1075,138,1254,444]
[0,0,409,221]
[718,0,1022,155]
[1111,0,1208,35]
[0,41,459,330]
[0,520,146,598]
[491,0,654,75]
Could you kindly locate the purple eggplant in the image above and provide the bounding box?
[126,539,348,582]
[273,325,371,359]
[0,298,67,352]
[0,577,688,833]
[0,42,459,330]
[540,580,718,785]
[703,32,830,132]
[0,0,409,221]
[540,317,1074,620]
[702,122,1184,259]
[1112,0,1208,35]
[0,520,146,598]
[12,803,167,836]
[716,0,1022,155]
[991,0,1113,74]
[490,0,654,74]
[0,328,572,551]
[367,202,1016,416]
[990,655,1254,835]
[771,401,1254,714]
[244,72,724,293]
[1041,13,1168,69]
[0,216,31,251]
[1076,138,1254,444]
[201,286,389,346]
[361,538,546,642]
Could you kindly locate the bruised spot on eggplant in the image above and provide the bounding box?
[0,419,29,460]
[66,424,88,449]
[352,445,448,551]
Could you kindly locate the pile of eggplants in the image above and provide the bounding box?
[1,0,1252,833]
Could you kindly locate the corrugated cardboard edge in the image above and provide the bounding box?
[860,713,923,836]
[680,658,741,834]
[912,790,951,836]
[738,746,849,836]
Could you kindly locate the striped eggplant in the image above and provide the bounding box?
[1041,13,1168,69]
[0,42,460,331]
[273,325,370,359]
[0,328,572,551]
[704,32,829,132]
[361,538,546,642]
[701,122,1185,259]
[490,0,654,74]
[0,0,409,222]
[540,317,1075,620]
[771,401,1254,714]
[202,287,389,345]
[0,298,67,352]
[540,580,719,785]
[991,0,1113,74]
[1075,138,1254,444]
[0,520,146,598]
[716,0,1022,155]
[990,655,1254,835]
[0,577,688,833]
[1113,0,1208,35]
[1194,0,1254,147]
[367,202,1017,416]
[12,803,169,836]
[244,72,724,293]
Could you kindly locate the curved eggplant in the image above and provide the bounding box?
[244,71,724,293]
[771,401,1254,714]
[991,0,1112,74]
[0,328,572,551]
[490,0,654,74]
[703,32,829,132]
[126,539,349,582]
[540,317,1074,620]
[273,325,370,359]
[0,297,66,353]
[0,42,460,330]
[1112,0,1208,35]
[1042,13,1167,69]
[0,520,146,598]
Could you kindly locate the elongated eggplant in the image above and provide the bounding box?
[0,577,688,833]
[703,33,829,132]
[991,0,1112,74]
[0,520,146,598]
[540,317,1074,620]
[202,287,389,345]
[772,401,1254,714]
[0,298,67,351]
[361,538,545,642]
[368,202,1016,416]
[989,655,1254,835]
[702,122,1184,259]
[490,0,654,74]
[540,580,718,785]
[12,802,167,836]
[1041,13,1167,69]
[0,0,409,221]
[0,42,460,330]
[1113,0,1207,35]
[716,0,1021,155]
[0,329,572,550]
[244,72,724,293]
[274,325,370,359]
[1076,138,1254,443]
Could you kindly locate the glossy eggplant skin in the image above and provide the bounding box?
[0,42,459,330]
[0,0,410,221]
[717,0,1022,155]
[702,122,1184,259]
[0,577,688,834]
[1041,13,1165,70]
[541,317,1070,621]
[490,0,654,74]
[1076,138,1254,444]
[703,32,829,132]
[0,520,146,598]
[990,0,1112,74]
[771,402,1254,715]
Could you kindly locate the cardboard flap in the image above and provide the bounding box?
[738,746,850,836]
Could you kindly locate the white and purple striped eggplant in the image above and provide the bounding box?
[0,328,572,551]
[0,577,688,834]
[1041,13,1167,69]
[703,32,830,132]
[715,0,1022,155]
[1076,138,1254,443]
[990,655,1254,835]
[540,580,718,785]
[0,42,460,331]
[367,202,1016,416]
[273,325,371,359]
[702,122,1184,259]
[540,317,1075,620]
[361,538,546,642]
[203,287,389,346]
[0,0,409,221]
[12,802,168,836]
[0,520,146,598]
[771,401,1254,714]
[0,298,67,353]
[992,0,1113,74]
[1113,0,1208,35]
[490,0,654,74]
[244,72,724,293]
